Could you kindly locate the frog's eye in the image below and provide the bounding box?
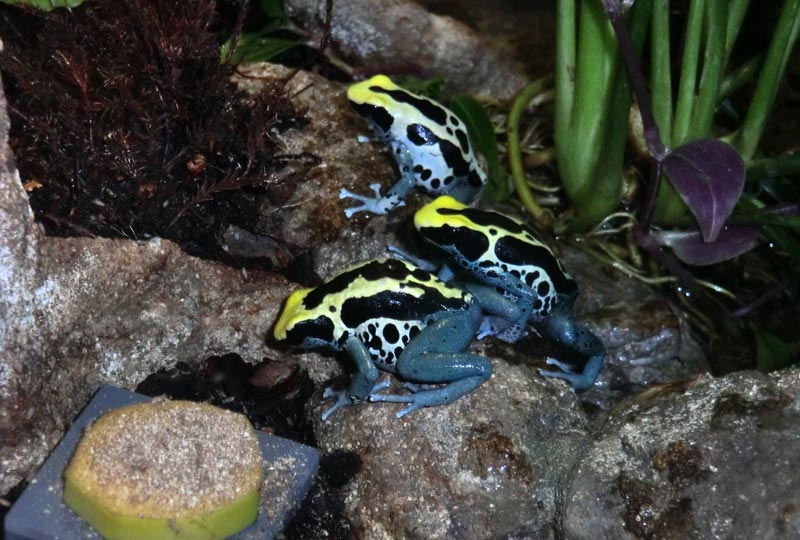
[284,315,335,347]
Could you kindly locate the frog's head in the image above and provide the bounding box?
[413,195,490,261]
[274,288,336,349]
[346,74,399,134]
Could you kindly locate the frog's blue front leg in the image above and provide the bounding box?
[339,141,417,217]
[537,312,605,391]
[460,282,526,341]
[322,336,380,420]
[447,182,482,206]
[370,305,492,418]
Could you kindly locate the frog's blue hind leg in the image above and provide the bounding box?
[537,311,605,391]
[339,141,417,217]
[321,336,380,421]
[370,306,492,418]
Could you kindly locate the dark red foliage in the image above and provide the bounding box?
[0,0,301,259]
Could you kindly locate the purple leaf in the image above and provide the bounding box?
[654,226,762,266]
[661,138,745,242]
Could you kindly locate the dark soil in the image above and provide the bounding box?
[0,0,306,267]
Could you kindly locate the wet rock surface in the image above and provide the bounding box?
[564,370,800,540]
[559,248,709,408]
[312,357,588,540]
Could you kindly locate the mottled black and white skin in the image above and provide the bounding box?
[405,196,606,391]
[340,74,487,218]
[274,259,522,419]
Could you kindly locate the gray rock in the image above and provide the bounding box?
[285,0,528,99]
[560,248,708,408]
[312,354,589,540]
[564,369,800,540]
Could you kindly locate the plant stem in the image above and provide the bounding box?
[601,0,667,158]
[555,0,576,143]
[508,76,553,221]
[650,0,672,146]
[718,54,764,101]
[732,0,800,160]
[672,0,706,144]
[568,0,618,176]
[688,0,727,139]
[725,0,751,63]
[747,152,800,180]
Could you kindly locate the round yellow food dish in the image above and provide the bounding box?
[63,400,262,540]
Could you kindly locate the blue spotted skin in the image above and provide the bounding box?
[340,75,487,218]
[413,196,606,391]
[274,259,520,419]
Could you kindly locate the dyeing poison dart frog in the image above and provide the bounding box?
[274,258,521,420]
[410,195,606,391]
[340,74,488,218]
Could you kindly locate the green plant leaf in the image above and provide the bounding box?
[222,33,302,65]
[261,0,289,21]
[449,94,510,202]
[753,326,794,372]
[0,0,85,9]
[397,76,446,101]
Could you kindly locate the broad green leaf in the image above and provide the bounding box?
[261,0,289,21]
[222,33,302,65]
[398,76,446,101]
[753,326,794,373]
[0,0,85,9]
[449,94,510,202]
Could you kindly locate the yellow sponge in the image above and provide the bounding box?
[63,400,262,540]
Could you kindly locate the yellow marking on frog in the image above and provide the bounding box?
[414,195,470,230]
[274,288,312,340]
[347,74,398,106]
[274,259,468,342]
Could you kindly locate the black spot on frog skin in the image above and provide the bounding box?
[285,316,335,346]
[419,224,490,262]
[443,175,454,185]
[524,271,540,287]
[439,139,471,177]
[351,102,394,133]
[537,281,550,296]
[455,129,470,154]
[370,87,448,125]
[383,323,400,344]
[421,168,432,181]
[494,236,577,295]
[411,268,432,282]
[413,164,424,174]
[430,178,441,189]
[407,123,438,146]
[369,333,383,351]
